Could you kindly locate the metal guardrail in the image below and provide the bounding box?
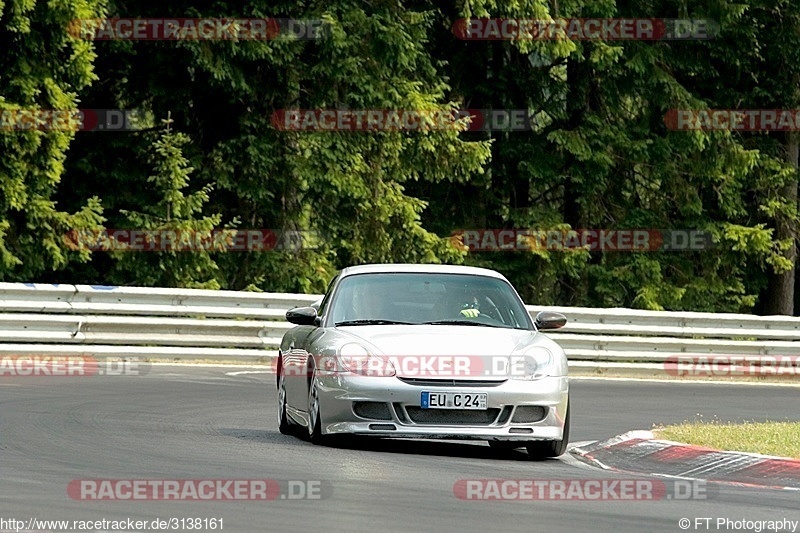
[0,283,317,359]
[526,306,800,362]
[0,282,798,363]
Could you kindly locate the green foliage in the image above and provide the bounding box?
[423,0,800,312]
[109,117,222,288]
[0,0,106,280]
[2,0,798,314]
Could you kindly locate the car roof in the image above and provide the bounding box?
[338,263,509,281]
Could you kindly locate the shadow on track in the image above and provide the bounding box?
[218,427,565,462]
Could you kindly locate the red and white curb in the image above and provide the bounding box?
[571,430,800,491]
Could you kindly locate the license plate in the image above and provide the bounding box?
[420,392,487,410]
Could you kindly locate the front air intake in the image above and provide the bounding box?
[511,406,546,423]
[353,401,393,421]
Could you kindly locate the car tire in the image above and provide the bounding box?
[525,402,570,460]
[307,377,327,445]
[277,370,292,435]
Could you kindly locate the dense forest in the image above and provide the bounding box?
[1,0,799,314]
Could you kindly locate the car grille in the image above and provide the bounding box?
[397,377,506,387]
[405,406,501,425]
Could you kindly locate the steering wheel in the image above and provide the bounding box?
[481,296,504,322]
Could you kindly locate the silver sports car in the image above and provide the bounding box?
[277,263,570,458]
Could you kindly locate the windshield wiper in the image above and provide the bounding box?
[335,319,416,326]
[420,319,502,328]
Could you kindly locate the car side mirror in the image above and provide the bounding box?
[286,306,319,326]
[534,311,567,330]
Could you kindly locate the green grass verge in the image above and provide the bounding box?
[653,421,800,459]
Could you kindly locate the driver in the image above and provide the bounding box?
[459,296,481,318]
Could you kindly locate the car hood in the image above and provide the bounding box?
[337,324,539,357]
[333,325,566,379]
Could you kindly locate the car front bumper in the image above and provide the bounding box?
[309,373,569,441]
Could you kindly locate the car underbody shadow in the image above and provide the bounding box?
[220,427,567,461]
[312,434,566,461]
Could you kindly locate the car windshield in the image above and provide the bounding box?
[329,272,533,330]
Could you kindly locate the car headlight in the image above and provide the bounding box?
[337,343,396,377]
[508,347,553,380]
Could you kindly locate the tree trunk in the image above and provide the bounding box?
[561,46,596,305]
[766,131,798,315]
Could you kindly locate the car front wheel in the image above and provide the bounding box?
[277,370,292,435]
[526,403,570,460]
[307,377,326,445]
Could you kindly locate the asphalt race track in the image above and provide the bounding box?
[2,366,799,533]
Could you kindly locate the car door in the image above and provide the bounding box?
[283,275,338,411]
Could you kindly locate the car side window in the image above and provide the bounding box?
[315,275,338,319]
